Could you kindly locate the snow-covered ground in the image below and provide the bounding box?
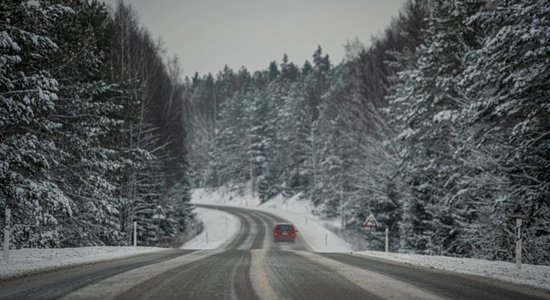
[181,207,240,250]
[190,187,550,291]
[0,246,168,280]
[191,187,261,207]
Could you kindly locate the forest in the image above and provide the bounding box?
[1,0,548,265]
[1,0,193,248]
[186,0,550,264]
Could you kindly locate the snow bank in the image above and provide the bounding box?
[192,187,261,207]
[0,246,168,280]
[357,251,550,291]
[181,207,239,250]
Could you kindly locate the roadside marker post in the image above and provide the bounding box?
[325,234,327,247]
[133,221,137,247]
[3,208,10,263]
[385,227,389,253]
[516,218,523,269]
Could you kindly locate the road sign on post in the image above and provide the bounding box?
[152,205,166,245]
[363,213,379,230]
[152,205,166,220]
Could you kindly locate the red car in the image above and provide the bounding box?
[273,223,297,243]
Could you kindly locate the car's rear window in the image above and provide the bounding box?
[276,224,294,231]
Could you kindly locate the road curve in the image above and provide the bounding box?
[1,204,549,300]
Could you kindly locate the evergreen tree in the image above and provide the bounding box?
[455,0,550,264]
[0,0,74,248]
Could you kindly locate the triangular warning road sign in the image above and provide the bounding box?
[363,213,379,228]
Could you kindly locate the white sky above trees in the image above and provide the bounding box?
[103,0,407,77]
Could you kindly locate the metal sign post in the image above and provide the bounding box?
[516,218,523,269]
[152,205,166,245]
[3,208,10,263]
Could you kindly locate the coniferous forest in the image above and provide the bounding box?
[1,0,193,248]
[1,0,549,265]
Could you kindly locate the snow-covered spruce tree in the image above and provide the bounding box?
[311,65,349,218]
[110,2,192,246]
[44,0,126,247]
[336,0,427,251]
[253,72,288,202]
[185,73,218,188]
[215,89,252,187]
[388,0,482,255]
[277,79,313,196]
[0,0,75,248]
[303,47,331,201]
[456,0,550,264]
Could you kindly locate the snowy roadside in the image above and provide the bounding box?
[191,187,261,207]
[0,246,168,280]
[356,251,550,291]
[181,207,240,250]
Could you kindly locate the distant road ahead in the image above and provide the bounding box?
[0,205,548,300]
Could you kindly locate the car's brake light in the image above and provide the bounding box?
[274,231,278,236]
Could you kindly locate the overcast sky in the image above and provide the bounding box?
[103,0,407,77]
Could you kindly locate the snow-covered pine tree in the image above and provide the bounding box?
[0,0,74,248]
[456,0,550,264]
[311,65,348,218]
[277,80,313,196]
[388,0,482,255]
[44,0,126,247]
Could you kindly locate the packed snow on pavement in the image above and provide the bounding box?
[0,246,168,280]
[181,207,239,250]
[190,187,550,291]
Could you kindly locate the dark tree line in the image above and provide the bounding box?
[187,0,550,264]
[0,0,193,248]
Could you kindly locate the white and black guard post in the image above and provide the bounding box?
[515,216,523,269]
[133,221,137,247]
[3,208,10,263]
[385,227,389,253]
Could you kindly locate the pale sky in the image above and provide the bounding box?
[103,0,407,77]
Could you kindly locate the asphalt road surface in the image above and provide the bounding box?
[1,205,548,300]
